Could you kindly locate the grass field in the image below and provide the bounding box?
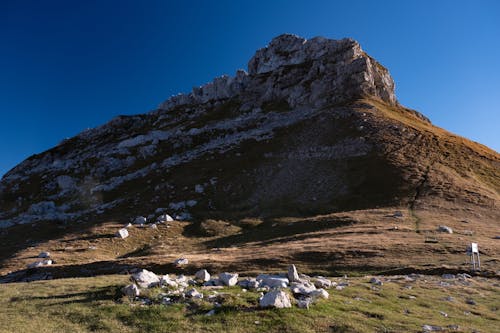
[0,273,498,333]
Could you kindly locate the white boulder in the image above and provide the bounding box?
[219,272,238,286]
[195,269,211,282]
[27,259,52,268]
[257,274,289,288]
[132,269,160,288]
[259,290,292,308]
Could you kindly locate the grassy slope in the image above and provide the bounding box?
[0,274,498,333]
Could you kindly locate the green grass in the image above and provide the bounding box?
[0,274,498,332]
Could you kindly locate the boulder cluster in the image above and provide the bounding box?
[115,212,176,239]
[121,264,339,310]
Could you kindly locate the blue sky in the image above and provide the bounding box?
[1,0,499,177]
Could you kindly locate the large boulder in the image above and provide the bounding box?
[132,269,160,288]
[259,290,292,308]
[314,277,332,288]
[219,272,238,286]
[310,288,329,299]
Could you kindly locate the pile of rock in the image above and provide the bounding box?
[121,264,337,310]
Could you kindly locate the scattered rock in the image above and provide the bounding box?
[287,264,299,282]
[116,228,129,239]
[439,311,448,317]
[132,269,160,288]
[370,277,383,285]
[157,214,174,223]
[259,290,292,308]
[122,284,140,297]
[441,274,455,279]
[195,269,211,282]
[437,225,453,234]
[219,272,238,286]
[238,278,260,290]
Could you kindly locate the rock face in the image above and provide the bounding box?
[0,34,498,229]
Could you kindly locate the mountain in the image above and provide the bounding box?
[0,34,498,277]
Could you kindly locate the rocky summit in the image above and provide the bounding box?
[0,34,499,278]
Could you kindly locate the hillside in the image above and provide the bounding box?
[0,34,499,280]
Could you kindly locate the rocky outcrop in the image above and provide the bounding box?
[0,34,498,229]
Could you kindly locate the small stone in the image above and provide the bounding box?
[297,297,312,309]
[259,290,292,308]
[195,269,211,282]
[116,228,129,239]
[185,288,203,299]
[422,324,443,332]
[122,284,140,297]
[133,216,147,225]
[205,309,216,316]
[27,259,52,268]
[38,251,50,258]
[439,311,448,317]
[370,277,383,285]
[441,274,455,279]
[466,298,477,305]
[437,225,453,234]
[173,258,189,266]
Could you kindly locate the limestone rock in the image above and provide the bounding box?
[185,288,203,299]
[133,216,147,225]
[310,288,329,299]
[173,258,189,266]
[116,228,129,239]
[195,269,211,282]
[257,274,289,288]
[438,225,453,234]
[38,251,50,258]
[291,281,317,295]
[219,272,238,286]
[27,259,52,268]
[259,290,292,308]
[122,284,140,297]
[132,269,160,288]
[314,277,332,289]
[287,264,300,282]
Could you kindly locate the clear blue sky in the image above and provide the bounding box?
[1,0,499,178]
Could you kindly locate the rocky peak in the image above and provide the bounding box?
[159,34,397,111]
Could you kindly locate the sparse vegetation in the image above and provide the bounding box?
[0,274,498,333]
